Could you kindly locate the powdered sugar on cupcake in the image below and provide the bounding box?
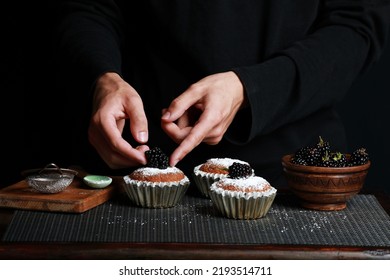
[210,176,277,199]
[206,158,249,167]
[125,166,188,184]
[133,166,181,176]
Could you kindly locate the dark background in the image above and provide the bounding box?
[1,3,389,194]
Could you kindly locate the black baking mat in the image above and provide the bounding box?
[2,194,390,246]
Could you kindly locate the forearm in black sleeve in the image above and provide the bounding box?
[53,0,125,90]
[229,0,390,144]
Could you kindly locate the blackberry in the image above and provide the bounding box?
[330,152,347,167]
[303,146,321,166]
[292,146,321,166]
[317,151,347,167]
[145,147,169,169]
[291,156,308,166]
[318,151,333,167]
[316,136,331,157]
[228,162,253,179]
[349,148,369,166]
[294,146,311,160]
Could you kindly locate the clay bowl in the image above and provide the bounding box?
[281,154,370,211]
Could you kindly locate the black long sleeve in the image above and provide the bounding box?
[230,1,390,143]
[54,0,125,89]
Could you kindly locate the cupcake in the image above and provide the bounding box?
[209,169,277,219]
[123,147,190,208]
[193,158,254,197]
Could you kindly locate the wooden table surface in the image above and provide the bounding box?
[0,190,389,260]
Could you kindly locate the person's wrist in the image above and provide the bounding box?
[96,72,123,88]
[228,71,247,110]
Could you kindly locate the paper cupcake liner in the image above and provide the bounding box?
[123,178,190,208]
[209,191,276,220]
[192,165,228,198]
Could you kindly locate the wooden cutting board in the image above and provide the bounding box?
[0,177,118,213]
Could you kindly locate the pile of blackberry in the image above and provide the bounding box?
[145,147,169,169]
[291,136,369,167]
[228,162,253,178]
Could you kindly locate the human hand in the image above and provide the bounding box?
[161,71,246,166]
[88,72,149,169]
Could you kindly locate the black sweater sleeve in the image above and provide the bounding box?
[229,0,390,144]
[53,0,125,90]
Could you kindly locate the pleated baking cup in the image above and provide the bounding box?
[209,191,277,220]
[192,165,228,198]
[122,177,190,208]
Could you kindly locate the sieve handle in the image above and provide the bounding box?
[40,163,63,175]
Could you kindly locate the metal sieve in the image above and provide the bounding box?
[23,163,78,194]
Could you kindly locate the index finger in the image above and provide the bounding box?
[169,109,215,166]
[100,116,147,164]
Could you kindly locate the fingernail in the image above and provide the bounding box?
[161,111,171,120]
[169,158,176,166]
[138,131,148,143]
